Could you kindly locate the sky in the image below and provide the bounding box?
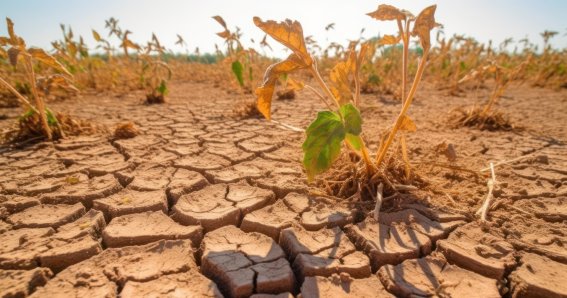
[1,0,566,58]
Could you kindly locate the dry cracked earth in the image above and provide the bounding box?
[0,81,566,298]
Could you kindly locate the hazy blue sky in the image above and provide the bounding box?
[1,0,566,57]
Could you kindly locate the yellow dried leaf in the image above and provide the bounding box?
[27,48,71,76]
[92,30,101,42]
[212,15,227,29]
[256,54,308,120]
[122,39,139,50]
[411,5,437,50]
[399,115,417,132]
[379,34,401,45]
[216,30,231,39]
[367,4,410,21]
[253,17,312,66]
[6,17,16,44]
[286,77,305,91]
[329,51,355,105]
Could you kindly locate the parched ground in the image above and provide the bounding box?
[0,80,566,298]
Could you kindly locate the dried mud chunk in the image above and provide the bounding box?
[54,136,102,150]
[502,216,567,264]
[127,165,175,191]
[401,203,467,223]
[345,218,432,271]
[378,256,500,298]
[255,174,307,198]
[40,174,122,207]
[251,258,295,295]
[436,223,515,279]
[282,192,310,213]
[262,146,301,163]
[207,162,265,183]
[510,253,567,298]
[300,275,393,298]
[206,142,255,163]
[167,168,209,203]
[7,203,85,229]
[238,136,280,153]
[226,184,275,214]
[0,228,54,269]
[301,200,353,231]
[55,209,106,240]
[38,236,102,273]
[280,226,370,281]
[379,209,464,242]
[78,154,132,176]
[1,175,69,196]
[113,135,162,155]
[102,211,202,247]
[92,189,167,220]
[171,184,239,232]
[250,293,293,298]
[121,270,222,298]
[517,197,567,223]
[174,152,231,171]
[164,142,202,156]
[0,267,53,298]
[201,226,293,297]
[0,196,40,214]
[241,200,298,241]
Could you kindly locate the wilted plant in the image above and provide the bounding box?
[0,18,78,142]
[139,34,172,104]
[254,4,438,205]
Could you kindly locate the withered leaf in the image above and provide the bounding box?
[379,34,401,45]
[6,17,17,44]
[28,48,71,76]
[7,47,19,67]
[216,30,231,39]
[329,51,355,105]
[286,77,305,91]
[212,15,227,30]
[256,54,308,120]
[367,4,411,21]
[92,30,102,42]
[399,115,417,132]
[121,39,140,50]
[253,17,312,66]
[412,5,437,50]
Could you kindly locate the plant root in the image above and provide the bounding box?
[2,111,101,145]
[233,100,263,119]
[450,106,516,131]
[475,162,498,221]
[145,94,165,104]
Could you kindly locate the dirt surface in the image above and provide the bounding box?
[0,80,566,297]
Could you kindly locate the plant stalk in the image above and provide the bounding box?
[0,77,38,113]
[24,55,52,140]
[376,47,430,167]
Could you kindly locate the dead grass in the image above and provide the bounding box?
[451,106,516,131]
[233,100,263,119]
[145,94,165,104]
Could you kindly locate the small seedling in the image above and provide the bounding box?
[253,4,438,211]
[138,34,172,104]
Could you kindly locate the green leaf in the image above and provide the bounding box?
[345,134,362,151]
[339,103,362,135]
[231,60,244,87]
[302,111,345,181]
[156,80,168,95]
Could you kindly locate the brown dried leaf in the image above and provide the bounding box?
[411,5,437,50]
[7,47,19,67]
[399,115,417,132]
[92,30,102,42]
[367,4,411,21]
[253,17,312,66]
[256,54,308,120]
[286,77,305,91]
[121,39,140,50]
[216,30,231,39]
[212,15,227,29]
[27,48,71,76]
[6,17,17,44]
[329,51,355,105]
[379,34,401,45]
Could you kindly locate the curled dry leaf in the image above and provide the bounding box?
[92,30,102,42]
[379,34,401,45]
[255,54,309,120]
[286,77,305,91]
[399,115,417,132]
[411,5,438,50]
[253,17,312,66]
[7,47,19,66]
[28,48,72,76]
[329,50,355,105]
[367,4,413,21]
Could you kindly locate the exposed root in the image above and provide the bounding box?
[113,121,139,140]
[2,110,101,144]
[276,89,296,100]
[312,151,427,203]
[450,106,516,131]
[475,163,498,221]
[233,100,263,119]
[145,94,165,104]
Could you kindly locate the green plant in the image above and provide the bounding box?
[254,4,438,186]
